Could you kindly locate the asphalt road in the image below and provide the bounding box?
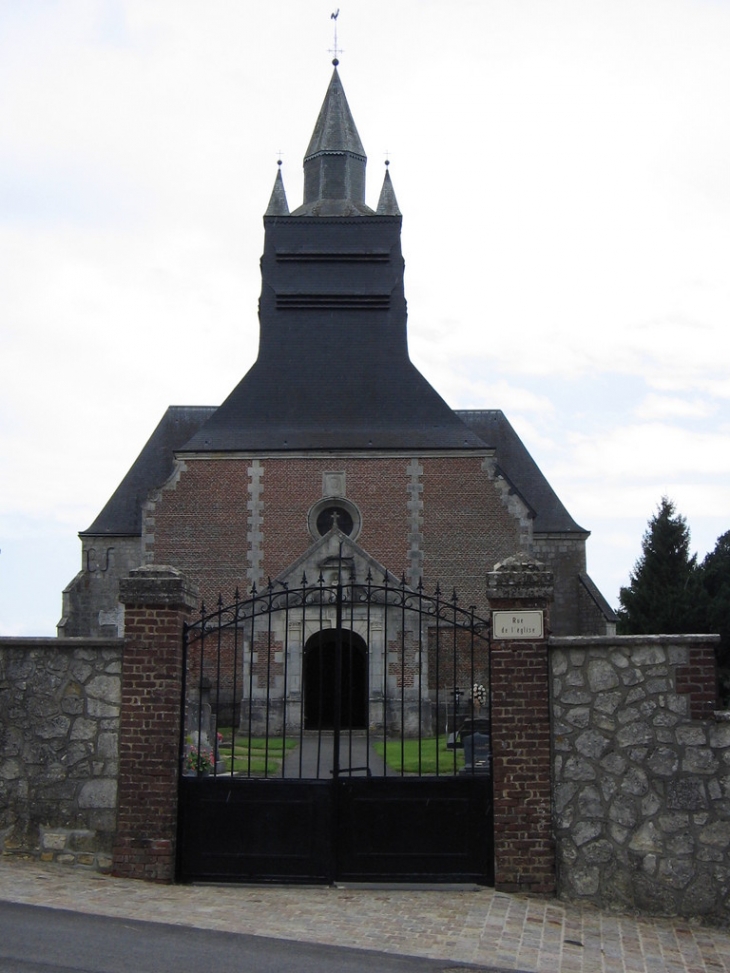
[0,900,506,973]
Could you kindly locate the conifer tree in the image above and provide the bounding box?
[700,530,730,698]
[617,497,703,634]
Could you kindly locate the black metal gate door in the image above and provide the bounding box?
[176,572,493,884]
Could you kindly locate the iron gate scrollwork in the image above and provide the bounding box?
[177,570,493,884]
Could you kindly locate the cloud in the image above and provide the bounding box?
[635,394,715,421]
[558,423,730,483]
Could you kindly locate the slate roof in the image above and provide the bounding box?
[82,405,586,539]
[81,406,215,536]
[182,355,487,452]
[456,410,587,535]
[580,573,618,622]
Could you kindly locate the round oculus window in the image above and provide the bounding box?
[316,505,353,536]
[308,497,361,541]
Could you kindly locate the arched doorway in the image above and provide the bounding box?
[303,629,368,729]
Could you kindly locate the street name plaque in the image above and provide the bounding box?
[492,610,544,640]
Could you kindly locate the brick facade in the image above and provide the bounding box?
[146,453,521,618]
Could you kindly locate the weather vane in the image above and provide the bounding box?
[329,9,341,65]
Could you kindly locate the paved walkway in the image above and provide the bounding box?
[2,856,730,972]
[282,730,393,778]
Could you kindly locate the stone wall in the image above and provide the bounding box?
[0,637,122,870]
[5,616,724,907]
[59,536,142,638]
[551,634,727,923]
[533,533,587,636]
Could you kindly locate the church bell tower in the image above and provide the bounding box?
[184,64,483,452]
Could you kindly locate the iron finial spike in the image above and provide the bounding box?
[301,571,308,586]
[234,586,240,601]
[217,593,223,607]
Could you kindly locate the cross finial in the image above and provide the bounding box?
[329,9,342,65]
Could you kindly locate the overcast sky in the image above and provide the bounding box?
[1,0,729,636]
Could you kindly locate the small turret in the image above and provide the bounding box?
[376,166,401,216]
[265,164,289,216]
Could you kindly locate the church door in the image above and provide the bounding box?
[303,629,367,730]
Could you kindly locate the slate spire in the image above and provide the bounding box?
[265,165,289,216]
[376,167,401,216]
[295,65,373,215]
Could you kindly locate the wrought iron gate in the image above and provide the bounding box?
[176,572,493,884]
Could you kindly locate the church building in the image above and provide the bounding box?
[59,62,615,649]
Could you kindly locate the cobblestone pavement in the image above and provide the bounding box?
[2,857,730,972]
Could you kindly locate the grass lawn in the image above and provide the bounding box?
[373,736,464,774]
[213,731,464,776]
[216,732,298,776]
